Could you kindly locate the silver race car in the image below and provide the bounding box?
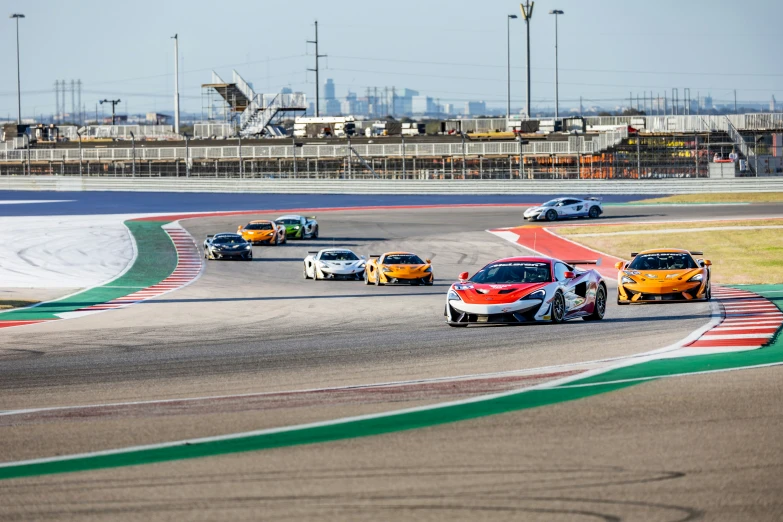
[523,197,603,222]
[275,215,319,240]
[203,233,253,261]
[303,248,366,280]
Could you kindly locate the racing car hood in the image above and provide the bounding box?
[621,268,703,285]
[383,264,430,274]
[452,282,548,305]
[523,206,546,215]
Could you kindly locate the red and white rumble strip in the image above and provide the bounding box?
[684,287,783,353]
[75,224,202,313]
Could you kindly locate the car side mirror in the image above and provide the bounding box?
[360,255,366,260]
[703,259,712,266]
[237,226,242,231]
[563,271,576,279]
[614,261,624,270]
[426,259,432,264]
[458,271,469,281]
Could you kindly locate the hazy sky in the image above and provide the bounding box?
[2,0,782,118]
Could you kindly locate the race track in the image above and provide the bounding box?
[1,199,782,521]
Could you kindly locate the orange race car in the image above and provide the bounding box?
[615,249,712,304]
[237,220,286,245]
[364,251,433,286]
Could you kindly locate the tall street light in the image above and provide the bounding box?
[520,2,535,120]
[549,9,564,119]
[10,13,25,124]
[507,14,518,119]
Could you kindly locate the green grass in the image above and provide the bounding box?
[638,192,783,204]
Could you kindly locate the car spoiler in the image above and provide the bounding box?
[369,254,380,258]
[586,197,602,201]
[308,251,320,254]
[690,251,704,256]
[306,216,317,219]
[206,234,215,238]
[630,252,638,257]
[564,259,602,266]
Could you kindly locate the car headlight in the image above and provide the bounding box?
[520,289,546,300]
[293,225,300,229]
[244,244,252,249]
[447,289,462,301]
[621,276,636,284]
[424,266,432,273]
[688,273,703,282]
[382,267,392,273]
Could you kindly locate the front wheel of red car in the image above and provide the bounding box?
[550,292,566,324]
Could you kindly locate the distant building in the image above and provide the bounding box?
[464,101,487,116]
[146,112,171,125]
[412,96,437,114]
[701,95,713,111]
[771,95,777,112]
[324,79,335,101]
[323,79,340,115]
[443,103,455,116]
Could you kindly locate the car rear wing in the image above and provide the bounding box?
[630,252,638,257]
[206,234,215,238]
[369,254,380,258]
[564,259,602,266]
[308,251,320,254]
[306,216,317,220]
[586,197,602,201]
[690,251,704,256]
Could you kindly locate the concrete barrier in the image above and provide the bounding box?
[1,176,782,195]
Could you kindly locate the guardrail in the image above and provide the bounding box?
[0,130,628,163]
[1,176,780,195]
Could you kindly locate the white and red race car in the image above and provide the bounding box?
[444,256,607,327]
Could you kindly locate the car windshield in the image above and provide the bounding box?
[213,235,246,244]
[277,219,300,225]
[245,223,273,230]
[541,199,561,207]
[470,262,551,284]
[384,254,424,265]
[628,253,698,270]
[321,251,359,261]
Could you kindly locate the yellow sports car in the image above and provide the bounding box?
[364,252,433,286]
[237,220,286,245]
[615,249,711,304]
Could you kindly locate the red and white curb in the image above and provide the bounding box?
[73,224,202,314]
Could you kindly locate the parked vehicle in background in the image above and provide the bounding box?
[294,116,356,138]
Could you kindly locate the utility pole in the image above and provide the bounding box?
[520,1,535,119]
[11,13,25,124]
[734,89,737,114]
[77,80,82,125]
[100,99,121,125]
[55,81,60,124]
[172,34,180,134]
[71,80,76,122]
[307,20,327,117]
[507,14,518,119]
[549,9,564,119]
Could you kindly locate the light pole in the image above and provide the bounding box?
[100,99,121,125]
[507,14,518,120]
[10,13,25,124]
[549,9,564,120]
[519,1,534,119]
[77,128,83,176]
[130,131,136,177]
[172,34,180,135]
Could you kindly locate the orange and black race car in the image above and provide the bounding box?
[615,249,711,304]
[237,220,286,245]
[364,252,433,286]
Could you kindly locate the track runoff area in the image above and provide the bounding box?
[1,197,783,520]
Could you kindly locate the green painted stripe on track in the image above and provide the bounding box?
[0,221,177,321]
[0,381,636,481]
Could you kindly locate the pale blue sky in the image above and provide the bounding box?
[2,0,782,118]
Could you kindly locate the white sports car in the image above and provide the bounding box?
[304,248,366,281]
[523,197,603,222]
[276,215,319,240]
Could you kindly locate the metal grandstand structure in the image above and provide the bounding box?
[201,70,306,137]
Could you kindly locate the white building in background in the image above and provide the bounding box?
[771,95,777,112]
[701,95,713,111]
[412,95,436,114]
[464,101,487,116]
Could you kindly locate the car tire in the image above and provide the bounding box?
[303,264,310,279]
[588,206,600,219]
[246,252,253,261]
[364,269,371,285]
[313,226,319,239]
[551,291,566,323]
[375,271,382,286]
[583,285,606,321]
[546,209,558,222]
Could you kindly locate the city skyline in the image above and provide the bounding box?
[2,0,782,120]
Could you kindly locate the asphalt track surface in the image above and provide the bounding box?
[1,202,783,520]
